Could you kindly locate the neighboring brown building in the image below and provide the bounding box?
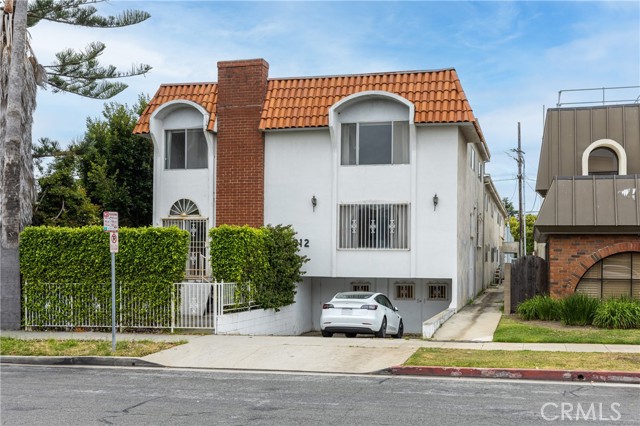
[535,100,640,299]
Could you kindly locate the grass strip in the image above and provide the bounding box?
[404,348,640,372]
[0,337,185,357]
[494,316,640,345]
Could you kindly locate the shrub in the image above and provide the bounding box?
[209,224,308,310]
[559,293,600,326]
[516,295,561,321]
[259,224,309,309]
[593,297,640,329]
[20,226,190,327]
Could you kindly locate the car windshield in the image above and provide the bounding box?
[334,292,373,299]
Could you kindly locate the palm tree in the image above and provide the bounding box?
[0,0,150,329]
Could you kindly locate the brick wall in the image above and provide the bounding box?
[215,59,269,227]
[548,234,640,298]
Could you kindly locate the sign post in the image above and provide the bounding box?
[103,212,119,352]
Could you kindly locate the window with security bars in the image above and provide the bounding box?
[428,284,448,300]
[162,217,209,280]
[338,203,409,249]
[395,283,415,300]
[351,282,371,292]
[576,252,639,300]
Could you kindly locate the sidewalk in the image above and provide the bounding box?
[431,284,503,341]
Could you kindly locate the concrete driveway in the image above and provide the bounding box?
[142,334,423,374]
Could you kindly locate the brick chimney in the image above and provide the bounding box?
[215,59,269,227]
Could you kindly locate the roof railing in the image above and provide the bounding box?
[556,86,640,107]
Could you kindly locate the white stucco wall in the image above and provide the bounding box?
[216,278,313,335]
[264,129,332,276]
[414,126,459,279]
[149,102,215,226]
[455,137,485,310]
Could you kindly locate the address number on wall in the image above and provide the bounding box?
[298,239,310,248]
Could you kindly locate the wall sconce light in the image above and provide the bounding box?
[311,195,317,212]
[433,194,439,211]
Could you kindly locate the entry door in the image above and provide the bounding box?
[162,218,209,280]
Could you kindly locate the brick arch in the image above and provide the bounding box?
[568,242,640,293]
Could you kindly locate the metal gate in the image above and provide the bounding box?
[162,218,208,280]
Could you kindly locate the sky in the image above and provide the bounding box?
[28,0,640,214]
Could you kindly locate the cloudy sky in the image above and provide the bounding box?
[28,0,640,213]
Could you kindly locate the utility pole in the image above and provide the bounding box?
[517,123,525,257]
[508,123,527,258]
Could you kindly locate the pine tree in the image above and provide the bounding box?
[0,0,151,329]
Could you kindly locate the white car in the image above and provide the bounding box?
[320,292,403,338]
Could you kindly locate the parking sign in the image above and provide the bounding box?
[103,211,118,232]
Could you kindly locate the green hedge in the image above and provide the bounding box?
[20,226,190,327]
[209,224,308,310]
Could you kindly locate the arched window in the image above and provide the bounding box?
[581,139,627,176]
[588,147,618,176]
[575,252,640,299]
[169,199,200,216]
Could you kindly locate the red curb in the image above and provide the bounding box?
[390,366,640,384]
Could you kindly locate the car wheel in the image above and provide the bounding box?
[321,330,333,337]
[393,320,404,339]
[375,317,387,338]
[345,333,357,338]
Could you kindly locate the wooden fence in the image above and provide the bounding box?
[509,255,548,313]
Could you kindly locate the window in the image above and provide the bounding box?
[341,121,409,165]
[169,199,199,216]
[582,139,627,176]
[338,203,409,249]
[576,252,640,299]
[351,282,370,292]
[165,129,208,169]
[395,282,415,300]
[588,147,618,176]
[469,145,476,170]
[428,284,448,300]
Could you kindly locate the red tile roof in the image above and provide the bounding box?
[133,83,217,134]
[260,69,477,129]
[134,68,484,144]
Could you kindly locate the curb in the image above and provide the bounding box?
[0,356,162,368]
[390,366,640,384]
